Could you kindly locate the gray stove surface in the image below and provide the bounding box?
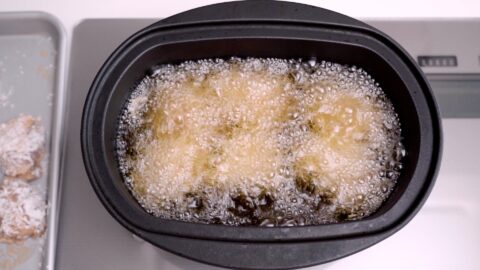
[56,19,223,270]
[57,19,480,270]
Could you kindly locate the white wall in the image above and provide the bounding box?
[1,0,480,36]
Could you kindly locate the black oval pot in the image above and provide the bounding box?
[81,1,442,269]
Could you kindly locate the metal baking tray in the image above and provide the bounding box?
[0,12,67,270]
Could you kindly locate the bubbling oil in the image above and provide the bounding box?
[116,58,405,226]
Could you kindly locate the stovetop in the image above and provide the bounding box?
[56,19,480,270]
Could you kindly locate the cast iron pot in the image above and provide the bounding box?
[81,1,442,269]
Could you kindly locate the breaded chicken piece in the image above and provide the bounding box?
[0,115,45,180]
[0,179,46,243]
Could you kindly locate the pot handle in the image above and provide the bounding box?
[153,0,370,30]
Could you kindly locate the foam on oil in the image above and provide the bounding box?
[116,58,405,226]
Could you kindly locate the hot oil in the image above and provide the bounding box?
[116,58,405,226]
